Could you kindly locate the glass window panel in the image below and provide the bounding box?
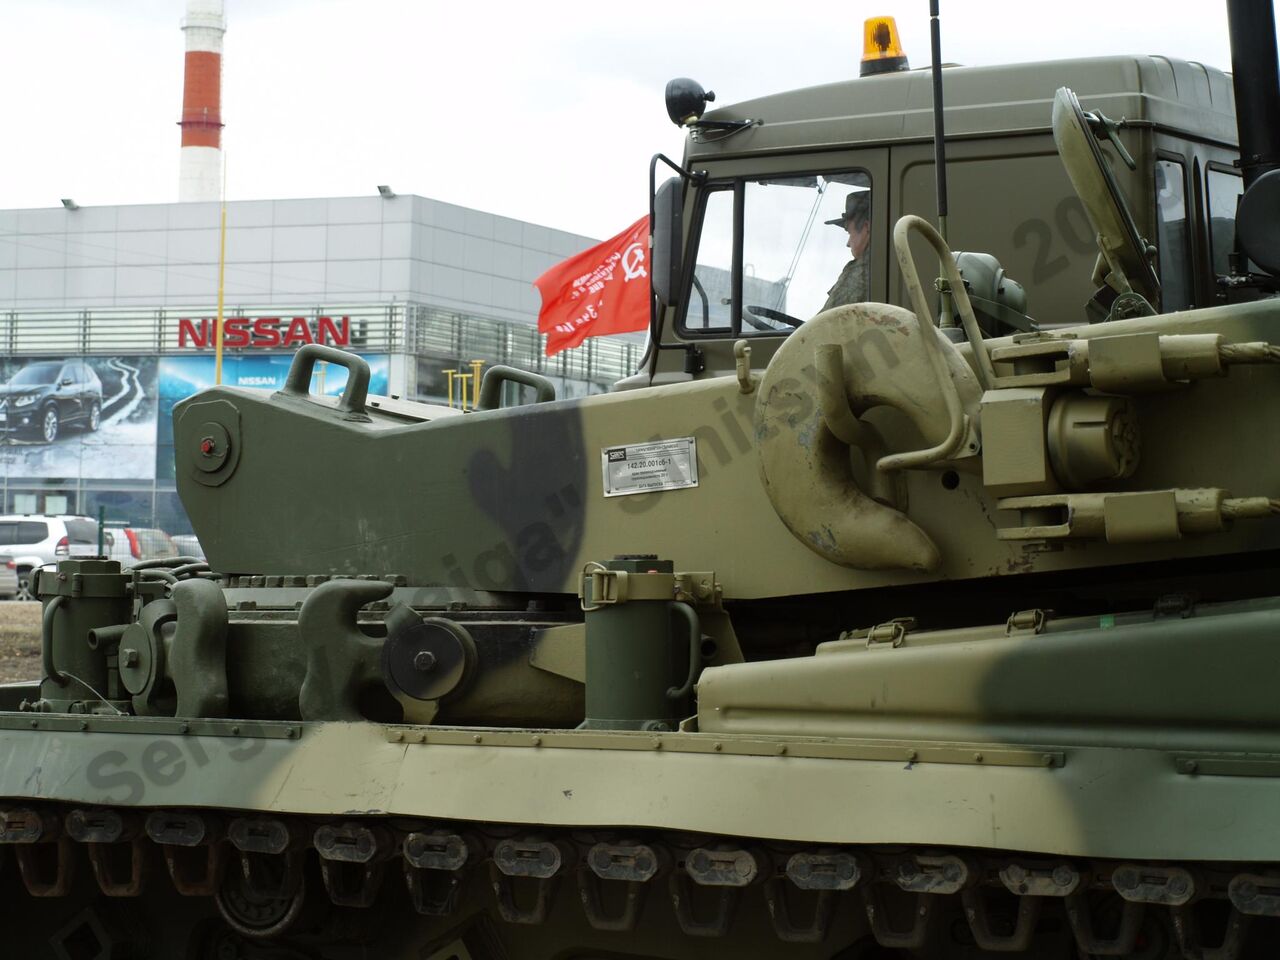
[679,170,872,337]
[1207,168,1243,276]
[83,489,155,528]
[1155,160,1191,310]
[0,520,49,545]
[6,490,75,516]
[64,519,98,544]
[684,188,735,333]
[742,172,870,334]
[9,495,38,516]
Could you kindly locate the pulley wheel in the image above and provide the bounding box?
[381,616,476,703]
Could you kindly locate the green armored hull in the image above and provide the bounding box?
[4,10,1280,956]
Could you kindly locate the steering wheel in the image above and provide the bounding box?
[744,304,805,329]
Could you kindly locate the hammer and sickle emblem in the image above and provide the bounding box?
[621,242,647,282]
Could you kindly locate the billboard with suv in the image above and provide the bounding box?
[0,356,158,480]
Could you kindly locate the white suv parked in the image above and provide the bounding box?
[102,525,180,568]
[0,515,100,601]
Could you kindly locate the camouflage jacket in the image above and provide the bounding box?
[821,258,870,312]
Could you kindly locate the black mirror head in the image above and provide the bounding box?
[1238,168,1280,277]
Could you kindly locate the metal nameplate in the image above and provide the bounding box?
[601,438,698,498]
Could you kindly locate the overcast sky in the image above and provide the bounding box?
[0,1,1269,240]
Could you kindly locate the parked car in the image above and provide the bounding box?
[0,556,17,601]
[169,534,206,562]
[0,359,103,442]
[0,515,100,601]
[103,525,179,568]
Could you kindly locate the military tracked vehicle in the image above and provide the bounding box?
[4,3,1280,958]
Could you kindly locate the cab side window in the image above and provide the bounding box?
[1154,159,1191,310]
[1206,165,1243,277]
[685,187,735,333]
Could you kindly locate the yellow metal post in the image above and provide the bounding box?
[443,370,456,408]
[456,373,472,412]
[470,359,484,409]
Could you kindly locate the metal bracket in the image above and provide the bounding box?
[669,845,760,937]
[764,849,861,943]
[228,817,307,900]
[314,822,394,908]
[1229,874,1280,917]
[1107,290,1157,322]
[578,841,666,932]
[999,861,1081,897]
[146,811,226,897]
[1,809,76,897]
[1112,863,1196,906]
[859,618,916,649]
[67,808,148,897]
[860,881,939,949]
[1006,609,1049,635]
[403,829,480,917]
[1174,754,1280,778]
[1064,890,1143,954]
[961,886,1042,952]
[1172,903,1250,960]
[669,871,740,938]
[895,854,972,895]
[581,564,625,611]
[673,571,721,608]
[763,879,838,943]
[490,837,572,924]
[1154,593,1197,619]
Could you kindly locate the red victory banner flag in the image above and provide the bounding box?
[534,215,650,356]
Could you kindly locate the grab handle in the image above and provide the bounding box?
[666,601,702,701]
[280,345,370,415]
[477,365,557,411]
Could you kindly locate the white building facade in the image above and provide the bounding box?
[0,195,639,531]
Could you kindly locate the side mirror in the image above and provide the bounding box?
[652,176,683,307]
[1237,168,1280,277]
[60,378,73,387]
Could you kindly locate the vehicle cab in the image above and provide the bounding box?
[635,53,1241,386]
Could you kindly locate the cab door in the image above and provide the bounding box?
[654,147,891,381]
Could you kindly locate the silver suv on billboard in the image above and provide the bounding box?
[0,360,103,443]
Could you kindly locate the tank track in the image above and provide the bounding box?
[4,802,1279,958]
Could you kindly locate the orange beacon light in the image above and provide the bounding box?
[861,16,910,76]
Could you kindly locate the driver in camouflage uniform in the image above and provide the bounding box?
[821,191,871,311]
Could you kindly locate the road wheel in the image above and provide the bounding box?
[87,400,101,432]
[41,405,59,443]
[15,569,33,602]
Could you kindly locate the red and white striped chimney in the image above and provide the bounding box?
[178,0,226,202]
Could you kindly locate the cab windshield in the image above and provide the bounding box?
[680,170,873,337]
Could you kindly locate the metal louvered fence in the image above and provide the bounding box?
[1,302,643,392]
[405,304,644,389]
